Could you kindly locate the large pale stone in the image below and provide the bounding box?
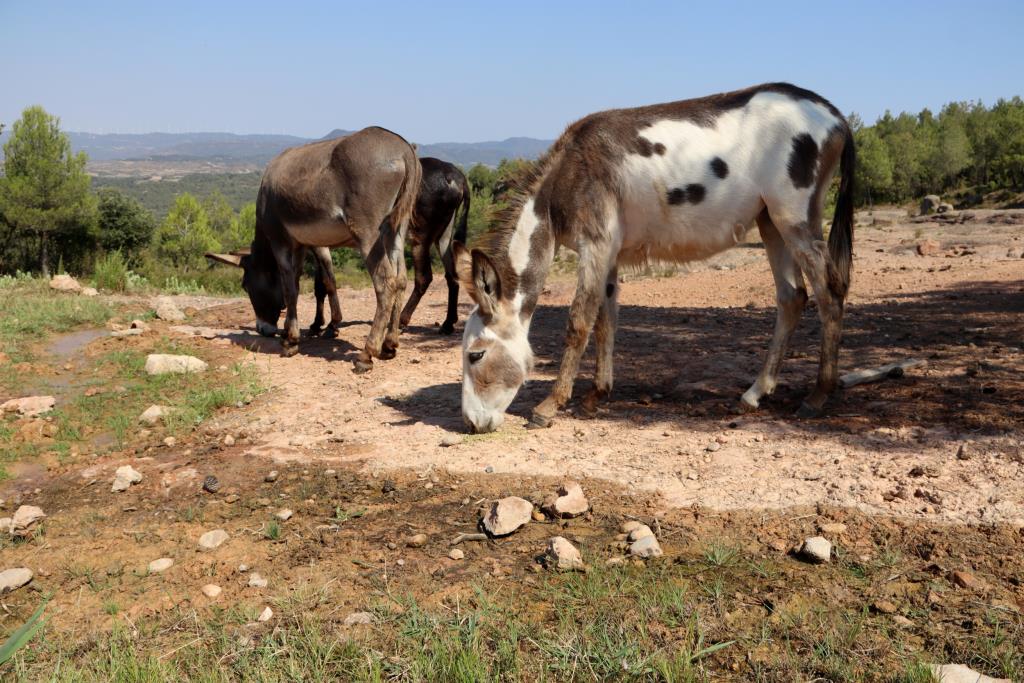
[931,663,1010,683]
[799,536,832,563]
[198,529,229,551]
[154,298,185,321]
[629,535,663,558]
[0,567,34,593]
[1,396,56,417]
[544,481,589,518]
[49,274,81,292]
[138,405,170,425]
[112,465,143,492]
[482,496,533,537]
[545,536,585,571]
[148,558,174,573]
[145,354,207,375]
[9,505,46,537]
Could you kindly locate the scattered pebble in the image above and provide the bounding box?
[798,536,832,563]
[343,611,373,626]
[248,573,267,588]
[225,494,240,504]
[448,548,464,560]
[931,663,1010,683]
[138,405,170,425]
[439,434,462,447]
[407,533,428,548]
[111,465,143,493]
[264,471,279,483]
[629,535,663,558]
[0,567,34,594]
[545,536,585,571]
[163,436,177,448]
[238,564,249,573]
[154,298,186,321]
[198,529,229,551]
[544,481,589,518]
[275,509,293,522]
[872,600,898,615]
[952,570,987,591]
[8,505,46,537]
[482,496,533,537]
[818,522,847,535]
[148,558,174,574]
[201,584,222,598]
[223,434,235,446]
[257,606,273,622]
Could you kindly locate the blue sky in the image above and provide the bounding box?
[2,0,1021,142]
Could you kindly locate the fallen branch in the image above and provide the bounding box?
[839,359,927,389]
[450,533,488,546]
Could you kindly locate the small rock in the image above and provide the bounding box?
[264,470,279,483]
[343,611,373,626]
[201,584,222,598]
[545,536,585,571]
[482,496,533,537]
[407,533,428,548]
[248,573,267,588]
[955,443,971,461]
[238,564,249,573]
[629,535,663,558]
[225,494,240,503]
[138,405,170,425]
[892,615,913,627]
[198,529,229,551]
[81,287,98,297]
[130,319,150,332]
[439,434,462,447]
[872,600,898,614]
[257,606,273,622]
[111,465,143,492]
[148,558,174,573]
[9,505,46,537]
[49,274,81,293]
[798,536,832,563]
[154,298,186,321]
[605,557,626,567]
[705,442,721,452]
[275,509,293,522]
[111,328,142,338]
[1,396,56,417]
[203,475,220,493]
[163,436,177,447]
[619,520,644,534]
[818,522,847,535]
[920,195,941,215]
[917,239,941,256]
[448,548,464,560]
[627,525,655,542]
[0,567,33,594]
[144,354,207,375]
[931,663,1010,683]
[484,465,494,474]
[223,434,235,446]
[531,509,545,522]
[951,570,987,591]
[544,481,589,518]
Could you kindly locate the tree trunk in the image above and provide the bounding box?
[40,231,50,278]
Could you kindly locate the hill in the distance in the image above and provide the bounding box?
[0,128,553,169]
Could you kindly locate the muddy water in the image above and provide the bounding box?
[45,329,107,358]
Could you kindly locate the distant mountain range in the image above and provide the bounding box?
[0,128,553,168]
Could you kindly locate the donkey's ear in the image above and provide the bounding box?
[453,242,473,289]
[470,249,502,317]
[206,252,243,267]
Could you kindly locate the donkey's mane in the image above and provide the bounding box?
[469,143,564,295]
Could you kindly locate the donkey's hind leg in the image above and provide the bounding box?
[740,210,807,411]
[581,267,619,417]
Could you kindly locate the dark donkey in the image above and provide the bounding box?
[307,157,470,336]
[457,83,855,432]
[207,126,421,372]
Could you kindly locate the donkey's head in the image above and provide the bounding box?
[206,250,283,337]
[455,243,532,433]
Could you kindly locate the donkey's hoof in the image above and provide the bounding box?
[438,323,455,336]
[526,412,553,430]
[352,358,373,374]
[738,396,760,413]
[322,325,338,339]
[379,344,397,360]
[795,401,822,419]
[281,344,300,358]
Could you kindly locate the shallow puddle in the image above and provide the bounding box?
[46,328,107,358]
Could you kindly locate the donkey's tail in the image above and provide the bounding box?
[388,142,422,238]
[828,123,856,300]
[454,176,471,245]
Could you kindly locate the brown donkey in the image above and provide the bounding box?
[208,126,421,372]
[456,83,855,432]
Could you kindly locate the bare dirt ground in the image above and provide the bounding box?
[2,208,1023,679]
[178,208,1024,527]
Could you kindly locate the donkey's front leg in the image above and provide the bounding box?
[277,248,304,357]
[531,243,614,428]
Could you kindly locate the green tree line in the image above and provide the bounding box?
[852,97,1024,206]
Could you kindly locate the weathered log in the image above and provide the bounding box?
[839,359,927,389]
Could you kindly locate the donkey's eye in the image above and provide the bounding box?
[468,350,485,364]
